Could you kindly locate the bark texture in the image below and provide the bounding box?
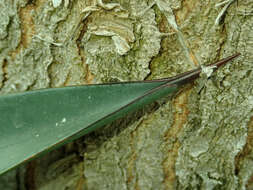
[0,0,253,189]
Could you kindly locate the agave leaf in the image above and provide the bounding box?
[0,53,240,175]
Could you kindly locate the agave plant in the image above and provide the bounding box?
[0,53,240,175]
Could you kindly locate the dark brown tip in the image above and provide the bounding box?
[208,52,241,68]
[165,53,241,86]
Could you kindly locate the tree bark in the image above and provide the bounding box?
[0,0,253,189]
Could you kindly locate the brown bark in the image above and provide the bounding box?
[0,0,252,189]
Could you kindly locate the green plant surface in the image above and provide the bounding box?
[0,80,177,175]
[0,54,239,176]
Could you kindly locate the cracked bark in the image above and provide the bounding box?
[0,0,252,190]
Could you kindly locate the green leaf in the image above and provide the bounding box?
[0,80,178,174]
[0,53,240,175]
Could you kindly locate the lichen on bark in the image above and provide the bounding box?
[0,0,253,189]
[81,0,162,82]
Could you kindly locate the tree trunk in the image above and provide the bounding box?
[0,0,252,189]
